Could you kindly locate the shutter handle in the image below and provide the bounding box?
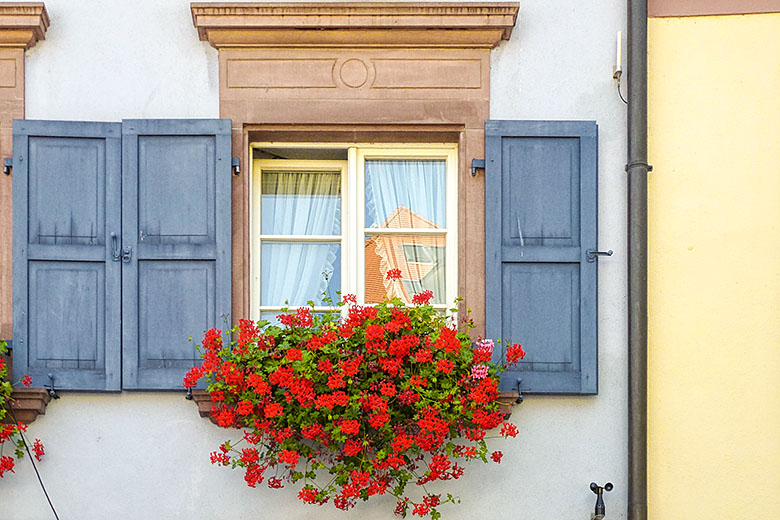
[586,249,613,263]
[110,232,121,262]
[122,246,132,263]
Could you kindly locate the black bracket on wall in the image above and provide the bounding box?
[3,157,12,175]
[232,157,241,176]
[471,158,485,177]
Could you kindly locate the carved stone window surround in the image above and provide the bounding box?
[191,2,519,47]
[190,2,519,335]
[0,2,49,340]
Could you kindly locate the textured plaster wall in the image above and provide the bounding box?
[648,13,780,519]
[2,1,628,518]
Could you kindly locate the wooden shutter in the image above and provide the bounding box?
[121,119,231,390]
[485,120,598,394]
[13,120,122,391]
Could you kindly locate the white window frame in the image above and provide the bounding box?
[250,143,458,320]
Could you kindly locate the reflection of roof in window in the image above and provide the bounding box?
[381,206,438,229]
[365,206,445,304]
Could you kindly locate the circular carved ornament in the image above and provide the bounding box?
[339,59,369,88]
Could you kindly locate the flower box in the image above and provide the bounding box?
[2,388,52,425]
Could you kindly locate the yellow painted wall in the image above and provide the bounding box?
[648,13,780,519]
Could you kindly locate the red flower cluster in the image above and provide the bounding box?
[0,340,46,477]
[185,296,524,518]
[0,455,14,478]
[411,290,434,305]
[506,343,526,364]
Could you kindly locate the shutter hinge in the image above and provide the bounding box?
[232,157,240,176]
[3,157,12,175]
[471,158,485,177]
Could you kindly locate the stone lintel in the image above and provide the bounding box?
[191,2,519,48]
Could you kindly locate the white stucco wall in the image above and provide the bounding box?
[2,1,628,518]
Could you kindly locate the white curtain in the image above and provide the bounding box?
[365,160,446,228]
[261,172,340,306]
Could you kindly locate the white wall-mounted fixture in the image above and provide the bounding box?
[613,30,623,80]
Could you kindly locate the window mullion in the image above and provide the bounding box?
[446,148,458,316]
[352,146,364,304]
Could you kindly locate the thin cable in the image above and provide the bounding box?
[617,78,628,105]
[7,407,60,520]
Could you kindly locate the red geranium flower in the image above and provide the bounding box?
[506,343,526,364]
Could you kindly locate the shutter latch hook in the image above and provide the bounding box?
[515,379,524,404]
[586,249,613,263]
[47,373,60,399]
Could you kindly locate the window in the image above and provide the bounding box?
[250,144,457,320]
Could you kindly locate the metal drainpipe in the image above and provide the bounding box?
[627,1,649,519]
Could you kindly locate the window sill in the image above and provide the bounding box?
[2,388,52,424]
[192,390,521,424]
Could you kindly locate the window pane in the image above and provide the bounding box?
[262,171,341,235]
[261,242,341,306]
[365,234,445,305]
[365,160,446,229]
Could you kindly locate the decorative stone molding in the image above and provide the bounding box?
[191,2,519,48]
[3,388,52,424]
[0,3,49,339]
[192,3,519,335]
[0,2,49,49]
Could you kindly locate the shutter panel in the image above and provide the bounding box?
[485,120,598,394]
[13,120,122,391]
[121,119,231,390]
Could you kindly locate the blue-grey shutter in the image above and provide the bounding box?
[485,120,598,394]
[13,120,122,391]
[121,119,231,390]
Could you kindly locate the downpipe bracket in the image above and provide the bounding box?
[625,161,653,172]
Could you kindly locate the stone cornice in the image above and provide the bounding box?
[0,2,49,49]
[191,2,519,48]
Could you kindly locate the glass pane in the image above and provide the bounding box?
[365,160,446,229]
[261,242,341,306]
[262,171,341,235]
[365,234,445,305]
[260,312,282,327]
